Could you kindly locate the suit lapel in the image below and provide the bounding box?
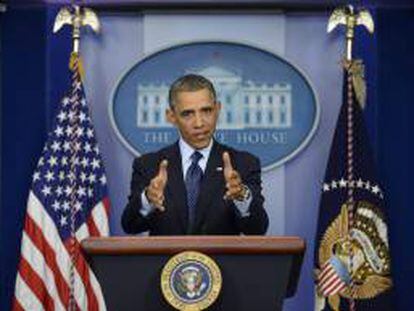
[165,143,187,232]
[193,141,224,232]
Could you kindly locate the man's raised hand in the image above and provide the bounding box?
[146,160,168,211]
[222,152,246,201]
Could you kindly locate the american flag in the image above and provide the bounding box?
[13,58,109,311]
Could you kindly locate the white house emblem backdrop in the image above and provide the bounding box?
[80,12,343,311]
[110,42,319,171]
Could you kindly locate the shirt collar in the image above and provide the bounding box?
[179,138,213,163]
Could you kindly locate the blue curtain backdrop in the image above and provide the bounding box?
[1,3,413,311]
[376,8,414,309]
[0,4,72,310]
[1,6,48,311]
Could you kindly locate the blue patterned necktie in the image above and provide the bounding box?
[185,151,203,231]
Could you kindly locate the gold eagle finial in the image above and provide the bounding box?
[53,5,100,54]
[328,6,374,109]
[327,5,374,61]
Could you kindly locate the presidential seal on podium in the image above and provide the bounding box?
[161,251,222,311]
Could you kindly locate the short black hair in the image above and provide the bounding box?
[168,74,217,108]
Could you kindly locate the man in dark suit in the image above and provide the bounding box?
[122,74,268,235]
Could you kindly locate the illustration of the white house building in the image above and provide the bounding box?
[136,67,292,129]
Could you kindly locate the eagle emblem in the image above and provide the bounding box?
[161,251,222,310]
[315,202,392,310]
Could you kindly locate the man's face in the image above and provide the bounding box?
[167,88,221,149]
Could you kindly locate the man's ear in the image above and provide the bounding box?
[166,108,176,125]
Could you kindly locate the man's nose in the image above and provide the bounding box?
[194,113,203,127]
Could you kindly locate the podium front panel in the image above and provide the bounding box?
[92,253,293,311]
[83,236,305,311]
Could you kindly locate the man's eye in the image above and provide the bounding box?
[181,111,192,118]
[202,108,213,114]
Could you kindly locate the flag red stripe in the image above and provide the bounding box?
[319,266,335,283]
[102,197,110,218]
[12,296,25,311]
[321,277,340,293]
[318,264,334,280]
[19,257,55,311]
[322,278,346,296]
[88,198,110,237]
[24,215,73,310]
[87,213,100,237]
[330,281,346,294]
[320,274,340,292]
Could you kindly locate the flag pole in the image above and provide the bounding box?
[327,5,374,311]
[53,5,100,311]
[53,3,100,76]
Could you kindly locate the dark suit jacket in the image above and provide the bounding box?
[121,140,268,235]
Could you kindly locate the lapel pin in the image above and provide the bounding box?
[216,167,223,172]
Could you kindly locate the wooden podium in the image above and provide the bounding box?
[82,236,305,311]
